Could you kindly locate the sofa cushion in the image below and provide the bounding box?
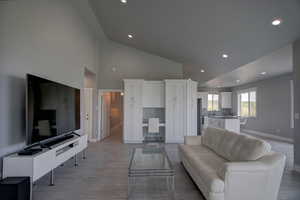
[202,127,226,154]
[179,144,225,193]
[202,127,271,161]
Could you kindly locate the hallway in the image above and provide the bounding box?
[102,123,123,144]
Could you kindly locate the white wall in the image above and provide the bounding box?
[98,40,183,89]
[232,73,294,140]
[0,0,106,176]
[293,39,300,168]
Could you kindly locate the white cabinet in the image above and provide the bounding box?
[165,80,187,143]
[187,80,198,136]
[197,92,208,109]
[165,79,198,143]
[123,79,143,143]
[3,134,88,185]
[143,81,165,107]
[124,79,198,144]
[221,92,232,108]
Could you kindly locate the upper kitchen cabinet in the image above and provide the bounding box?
[221,92,232,108]
[143,81,165,108]
[197,92,208,109]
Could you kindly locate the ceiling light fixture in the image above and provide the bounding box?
[128,34,133,39]
[236,79,240,83]
[120,0,127,4]
[260,72,267,75]
[222,54,229,58]
[272,18,282,26]
[201,69,205,73]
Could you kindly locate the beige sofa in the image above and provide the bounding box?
[179,127,286,200]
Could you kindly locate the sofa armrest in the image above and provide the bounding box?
[184,136,201,145]
[218,161,268,179]
[219,153,286,200]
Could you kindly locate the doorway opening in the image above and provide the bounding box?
[99,91,124,144]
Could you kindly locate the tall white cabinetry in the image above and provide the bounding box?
[165,80,187,143]
[123,79,143,143]
[123,79,198,144]
[186,80,198,136]
[165,79,198,143]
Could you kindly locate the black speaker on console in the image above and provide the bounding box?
[0,177,30,200]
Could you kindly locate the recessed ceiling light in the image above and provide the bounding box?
[260,72,267,75]
[201,69,205,73]
[236,79,240,83]
[222,54,229,58]
[272,18,282,26]
[128,34,133,39]
[120,0,127,4]
[120,92,124,96]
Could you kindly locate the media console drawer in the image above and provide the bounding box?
[56,141,79,156]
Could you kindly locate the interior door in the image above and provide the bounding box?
[84,88,93,141]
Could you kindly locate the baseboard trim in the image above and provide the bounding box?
[242,129,294,143]
[295,165,300,173]
[124,140,142,144]
[89,138,98,143]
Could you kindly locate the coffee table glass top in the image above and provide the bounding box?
[129,146,174,175]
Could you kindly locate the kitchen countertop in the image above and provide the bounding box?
[207,116,239,119]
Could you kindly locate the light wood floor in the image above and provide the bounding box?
[33,131,300,200]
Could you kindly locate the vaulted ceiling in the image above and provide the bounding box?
[204,44,293,88]
[89,0,300,85]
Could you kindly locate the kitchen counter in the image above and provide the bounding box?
[208,116,238,119]
[204,116,240,133]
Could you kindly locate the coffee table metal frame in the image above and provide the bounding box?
[128,147,175,199]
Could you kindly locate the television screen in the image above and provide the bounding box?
[26,74,80,145]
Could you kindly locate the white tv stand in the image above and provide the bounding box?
[2,134,88,198]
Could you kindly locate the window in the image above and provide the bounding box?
[238,88,256,117]
[208,94,219,111]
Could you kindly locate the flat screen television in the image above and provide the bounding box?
[26,74,80,145]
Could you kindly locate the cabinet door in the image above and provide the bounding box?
[124,80,143,143]
[165,80,186,143]
[221,92,232,108]
[143,81,165,107]
[187,80,198,136]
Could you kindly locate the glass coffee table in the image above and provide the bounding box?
[128,146,175,199]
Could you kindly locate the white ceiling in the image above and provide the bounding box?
[203,44,293,88]
[89,0,300,84]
